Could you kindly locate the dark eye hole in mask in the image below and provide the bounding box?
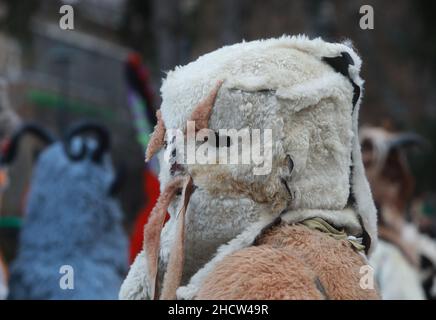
[286,154,294,174]
[203,132,232,148]
[228,88,276,95]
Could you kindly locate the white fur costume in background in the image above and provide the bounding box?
[360,127,430,299]
[120,35,377,300]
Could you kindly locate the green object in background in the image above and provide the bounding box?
[27,89,115,121]
[0,216,22,229]
[129,92,153,151]
[137,132,150,149]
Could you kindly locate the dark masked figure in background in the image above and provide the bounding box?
[361,126,436,299]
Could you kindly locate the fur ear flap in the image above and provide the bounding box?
[160,176,194,300]
[189,80,223,131]
[142,175,186,299]
[145,110,166,162]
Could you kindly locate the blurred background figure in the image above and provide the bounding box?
[361,126,436,299]
[1,122,128,299]
[0,79,21,143]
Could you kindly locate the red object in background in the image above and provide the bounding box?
[125,52,167,263]
[126,53,157,125]
[129,169,167,263]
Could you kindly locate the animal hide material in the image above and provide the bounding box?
[7,127,128,300]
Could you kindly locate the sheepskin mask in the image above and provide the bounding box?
[144,35,377,300]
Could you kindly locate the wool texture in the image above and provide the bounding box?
[120,35,377,300]
[196,224,379,300]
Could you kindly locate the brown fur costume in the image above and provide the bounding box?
[197,223,379,300]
